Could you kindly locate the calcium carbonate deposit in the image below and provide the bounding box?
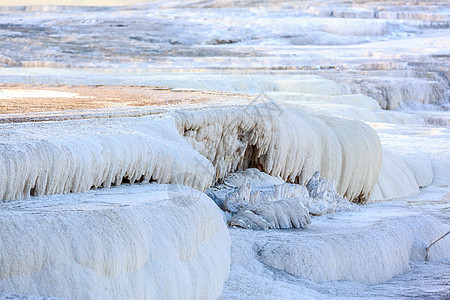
[0,104,382,203]
[207,169,353,230]
[0,184,231,299]
[0,0,449,299]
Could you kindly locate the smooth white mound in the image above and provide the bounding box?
[0,184,231,300]
[370,123,449,201]
[174,103,382,203]
[0,104,382,203]
[230,204,449,286]
[370,150,419,202]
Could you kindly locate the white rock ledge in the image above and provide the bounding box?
[0,184,231,300]
[229,204,450,285]
[0,104,382,203]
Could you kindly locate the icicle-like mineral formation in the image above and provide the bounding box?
[207,169,353,230]
[0,104,382,202]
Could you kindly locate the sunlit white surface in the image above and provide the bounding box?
[0,184,231,299]
[0,104,381,202]
[0,0,449,299]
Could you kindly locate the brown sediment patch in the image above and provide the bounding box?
[0,84,251,123]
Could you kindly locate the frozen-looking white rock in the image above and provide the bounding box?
[207,169,352,230]
[0,184,231,300]
[0,104,382,203]
[174,103,382,203]
[0,115,215,201]
[304,170,353,215]
[229,196,311,230]
[207,169,312,229]
[222,179,312,230]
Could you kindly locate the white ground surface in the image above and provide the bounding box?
[0,0,449,299]
[222,186,450,300]
[0,184,231,300]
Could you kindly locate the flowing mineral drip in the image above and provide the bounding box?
[0,104,382,203]
[173,103,382,203]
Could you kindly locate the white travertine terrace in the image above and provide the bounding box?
[0,0,448,298]
[174,103,382,203]
[0,104,382,203]
[0,184,231,299]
